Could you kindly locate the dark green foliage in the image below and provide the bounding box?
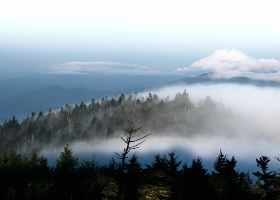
[212,151,239,199]
[181,158,212,200]
[0,147,279,200]
[125,155,142,200]
[166,152,181,175]
[55,144,79,200]
[56,144,79,175]
[0,92,279,199]
[150,154,169,171]
[254,156,278,200]
[165,152,181,199]
[0,151,28,200]
[146,154,169,185]
[212,150,255,200]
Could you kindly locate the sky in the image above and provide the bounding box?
[1,0,280,76]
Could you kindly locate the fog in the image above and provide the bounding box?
[41,83,280,170]
[140,83,280,139]
[140,84,280,165]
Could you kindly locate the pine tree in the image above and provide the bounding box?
[56,144,78,175]
[212,150,239,200]
[166,152,181,175]
[165,152,181,199]
[148,154,168,172]
[182,157,212,200]
[55,144,79,200]
[126,154,142,200]
[146,154,169,186]
[254,156,276,200]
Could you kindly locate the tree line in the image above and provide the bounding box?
[0,145,279,200]
[0,91,228,153]
[1,90,276,199]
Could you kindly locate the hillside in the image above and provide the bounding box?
[0,91,229,153]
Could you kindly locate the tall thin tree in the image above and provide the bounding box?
[115,119,150,170]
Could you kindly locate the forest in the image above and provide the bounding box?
[0,91,230,153]
[0,144,279,200]
[1,91,279,200]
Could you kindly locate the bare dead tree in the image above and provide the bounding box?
[115,119,150,200]
[115,119,150,170]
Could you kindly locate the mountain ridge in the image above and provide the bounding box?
[172,73,280,87]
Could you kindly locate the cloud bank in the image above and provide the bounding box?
[49,61,167,75]
[177,49,280,81]
[42,83,280,166]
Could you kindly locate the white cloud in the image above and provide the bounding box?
[49,61,167,75]
[177,49,280,80]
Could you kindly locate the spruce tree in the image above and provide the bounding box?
[55,144,79,200]
[126,154,142,200]
[212,151,239,200]
[182,158,212,200]
[254,156,276,200]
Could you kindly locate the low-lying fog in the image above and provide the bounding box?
[42,83,280,171]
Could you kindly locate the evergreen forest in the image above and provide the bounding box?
[0,91,278,200]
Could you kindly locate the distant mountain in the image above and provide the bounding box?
[0,73,183,121]
[0,85,104,122]
[3,72,279,122]
[0,73,183,99]
[173,73,280,87]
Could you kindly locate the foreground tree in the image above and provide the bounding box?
[55,144,79,200]
[254,156,277,200]
[182,158,212,200]
[115,119,150,199]
[125,154,142,200]
[212,151,239,200]
[115,119,150,170]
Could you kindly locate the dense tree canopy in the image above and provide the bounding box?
[0,91,231,153]
[1,91,279,199]
[0,146,279,200]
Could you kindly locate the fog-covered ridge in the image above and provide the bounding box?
[0,88,228,153]
[1,83,280,164]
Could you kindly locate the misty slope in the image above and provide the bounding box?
[0,91,231,153]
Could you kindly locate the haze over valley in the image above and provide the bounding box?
[2,1,280,198]
[2,49,280,169]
